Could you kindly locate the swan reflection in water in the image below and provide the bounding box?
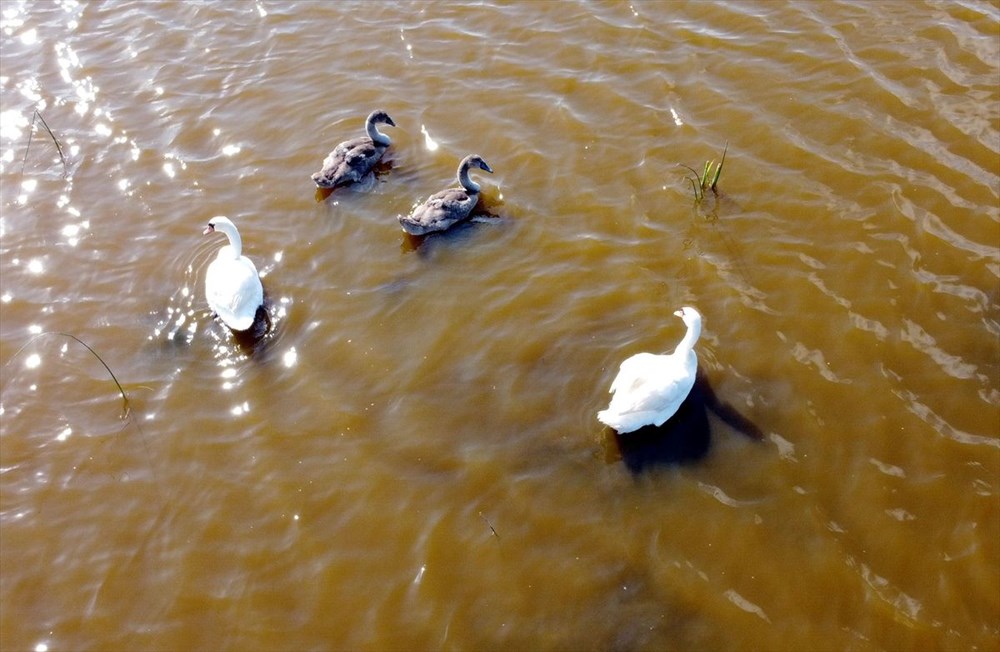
[603,367,764,473]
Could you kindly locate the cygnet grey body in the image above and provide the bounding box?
[312,110,395,188]
[398,154,493,236]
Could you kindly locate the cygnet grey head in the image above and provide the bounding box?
[369,109,396,128]
[465,154,493,174]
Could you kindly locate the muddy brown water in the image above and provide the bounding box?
[1,1,997,650]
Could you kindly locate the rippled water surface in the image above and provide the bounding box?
[2,1,998,650]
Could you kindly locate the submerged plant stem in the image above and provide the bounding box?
[3,331,131,419]
[21,109,68,178]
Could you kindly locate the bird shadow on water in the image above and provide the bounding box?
[212,297,283,362]
[222,303,278,359]
[602,367,764,474]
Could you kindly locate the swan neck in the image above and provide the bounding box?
[458,162,480,194]
[220,223,242,258]
[366,118,391,146]
[677,319,701,353]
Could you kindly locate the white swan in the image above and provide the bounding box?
[203,216,264,331]
[598,307,703,434]
[398,154,493,236]
[311,109,396,188]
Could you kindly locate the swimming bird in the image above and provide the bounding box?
[398,154,493,236]
[598,307,703,434]
[311,109,396,188]
[203,216,264,332]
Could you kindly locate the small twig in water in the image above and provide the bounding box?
[21,109,68,178]
[2,332,164,494]
[480,512,499,540]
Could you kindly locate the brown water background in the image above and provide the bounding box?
[1,1,998,650]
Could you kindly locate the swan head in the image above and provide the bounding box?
[673,306,701,325]
[462,154,493,175]
[203,215,236,236]
[203,216,243,257]
[367,109,396,128]
[456,155,493,194]
[673,306,703,344]
[365,110,395,147]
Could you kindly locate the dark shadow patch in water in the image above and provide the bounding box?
[195,288,285,363]
[227,303,278,358]
[603,367,763,474]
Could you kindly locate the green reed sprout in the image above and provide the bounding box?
[680,141,728,201]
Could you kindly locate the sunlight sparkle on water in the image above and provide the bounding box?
[420,124,439,151]
[17,178,37,205]
[1,6,25,32]
[163,162,175,178]
[231,401,250,416]
[62,223,80,246]
[25,353,41,369]
[18,78,42,105]
[283,347,298,368]
[222,144,241,156]
[27,258,43,274]
[221,366,237,390]
[34,642,48,652]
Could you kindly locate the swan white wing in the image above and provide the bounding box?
[608,353,662,394]
[598,351,697,433]
[206,256,263,331]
